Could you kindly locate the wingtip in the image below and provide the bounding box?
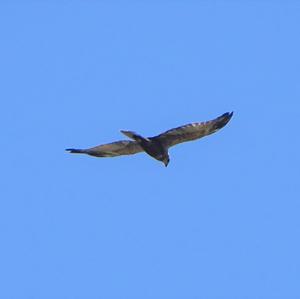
[65,148,84,154]
[220,111,234,121]
[223,111,234,117]
[212,111,234,131]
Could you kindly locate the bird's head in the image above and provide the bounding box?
[162,155,170,167]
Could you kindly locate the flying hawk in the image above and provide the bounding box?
[66,112,233,166]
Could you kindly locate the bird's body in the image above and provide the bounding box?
[66,112,233,166]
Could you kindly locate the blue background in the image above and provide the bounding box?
[1,1,299,298]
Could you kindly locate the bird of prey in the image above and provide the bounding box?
[66,112,233,167]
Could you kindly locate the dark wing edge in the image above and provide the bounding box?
[66,140,144,157]
[156,111,234,148]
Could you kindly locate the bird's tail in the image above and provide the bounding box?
[120,130,149,143]
[65,148,86,154]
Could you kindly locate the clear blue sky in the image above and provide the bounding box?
[1,1,299,298]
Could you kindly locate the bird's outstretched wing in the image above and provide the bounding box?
[66,140,143,157]
[155,112,233,148]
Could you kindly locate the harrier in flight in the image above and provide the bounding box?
[66,112,233,167]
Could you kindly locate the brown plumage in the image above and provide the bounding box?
[66,112,233,166]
